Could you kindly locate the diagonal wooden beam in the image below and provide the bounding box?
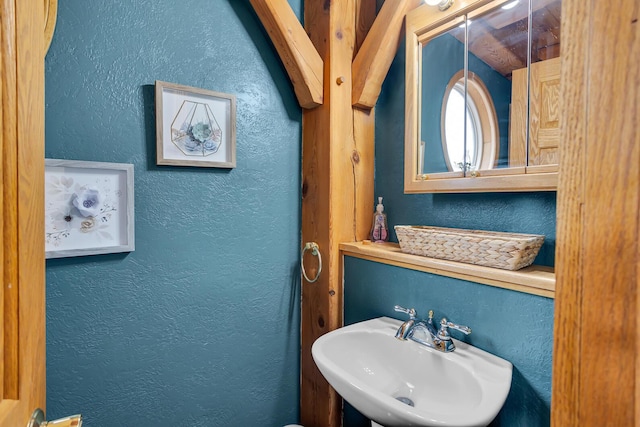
[351,0,422,109]
[250,0,324,109]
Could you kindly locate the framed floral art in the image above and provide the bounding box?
[45,159,135,259]
[155,80,236,168]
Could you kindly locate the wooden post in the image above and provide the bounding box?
[300,2,357,426]
[249,1,419,424]
[552,0,639,425]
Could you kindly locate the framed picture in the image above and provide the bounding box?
[155,80,236,168]
[45,159,135,259]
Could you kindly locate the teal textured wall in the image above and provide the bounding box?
[45,1,302,426]
[342,40,556,425]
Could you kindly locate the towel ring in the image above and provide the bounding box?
[301,242,322,283]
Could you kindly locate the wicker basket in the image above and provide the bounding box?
[395,225,545,271]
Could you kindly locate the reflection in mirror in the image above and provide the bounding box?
[527,0,562,166]
[420,1,532,176]
[405,0,561,192]
[420,26,464,176]
[468,0,530,171]
[506,0,562,168]
[441,70,500,173]
[443,77,474,172]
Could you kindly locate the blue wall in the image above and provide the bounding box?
[342,39,557,426]
[45,1,302,426]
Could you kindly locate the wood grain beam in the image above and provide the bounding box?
[2,0,20,399]
[552,0,639,425]
[250,0,324,109]
[300,1,376,426]
[355,0,377,55]
[300,1,355,424]
[351,0,421,109]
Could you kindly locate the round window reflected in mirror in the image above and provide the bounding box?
[444,81,481,171]
[441,71,499,173]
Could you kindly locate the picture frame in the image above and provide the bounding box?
[155,80,236,168]
[45,159,135,259]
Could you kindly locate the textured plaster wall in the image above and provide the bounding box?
[45,1,302,426]
[342,40,556,426]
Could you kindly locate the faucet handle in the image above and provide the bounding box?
[437,317,471,339]
[394,305,417,319]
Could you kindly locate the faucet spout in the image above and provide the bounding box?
[393,305,417,340]
[394,319,415,340]
[393,307,471,352]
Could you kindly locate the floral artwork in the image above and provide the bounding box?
[155,80,236,168]
[45,160,134,258]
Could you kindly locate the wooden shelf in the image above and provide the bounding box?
[340,241,555,298]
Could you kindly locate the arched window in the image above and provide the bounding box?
[441,71,499,173]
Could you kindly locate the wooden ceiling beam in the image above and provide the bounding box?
[249,0,324,109]
[351,0,422,110]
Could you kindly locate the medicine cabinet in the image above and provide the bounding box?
[404,0,562,193]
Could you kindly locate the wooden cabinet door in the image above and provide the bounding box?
[528,56,561,165]
[0,0,46,425]
[509,56,561,167]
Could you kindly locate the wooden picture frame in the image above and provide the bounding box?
[155,80,237,168]
[45,159,135,259]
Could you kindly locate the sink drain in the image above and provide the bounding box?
[395,396,415,407]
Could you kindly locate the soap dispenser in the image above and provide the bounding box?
[370,197,389,243]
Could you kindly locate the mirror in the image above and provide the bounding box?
[405,0,562,193]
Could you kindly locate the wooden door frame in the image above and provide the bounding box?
[552,0,638,425]
[0,0,46,425]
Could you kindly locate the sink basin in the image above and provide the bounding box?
[311,317,512,427]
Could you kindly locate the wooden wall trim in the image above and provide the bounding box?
[17,0,46,412]
[551,0,588,422]
[2,0,20,399]
[552,0,639,425]
[0,0,46,423]
[351,0,421,109]
[249,0,324,109]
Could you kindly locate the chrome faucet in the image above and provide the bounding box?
[393,305,417,339]
[393,305,471,352]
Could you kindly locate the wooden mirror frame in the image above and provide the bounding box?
[404,0,558,193]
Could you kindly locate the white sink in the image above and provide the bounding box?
[311,317,512,427]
